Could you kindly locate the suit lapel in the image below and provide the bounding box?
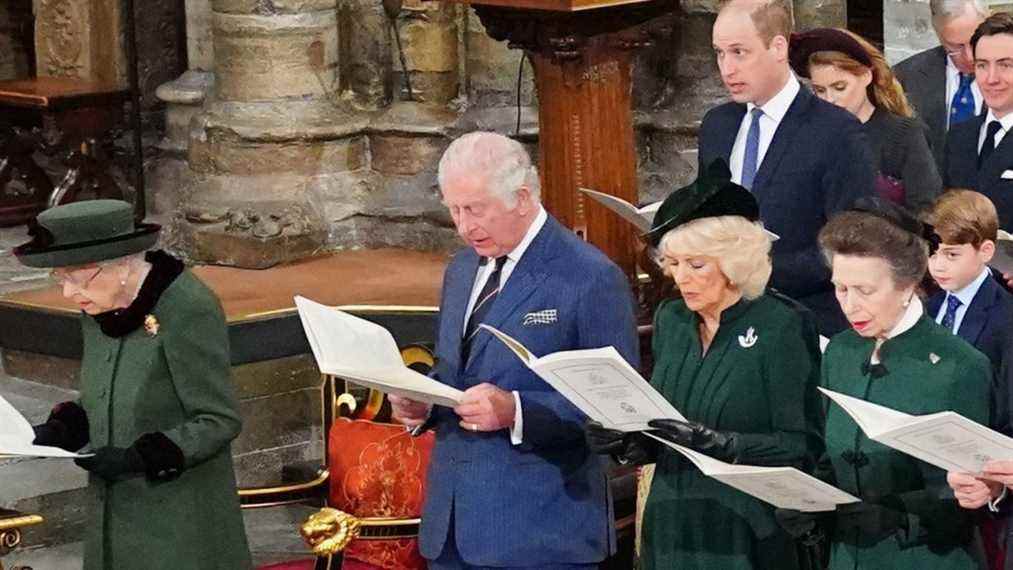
[982,125,1013,177]
[752,89,809,195]
[959,276,999,347]
[444,251,481,371]
[464,219,557,369]
[922,46,948,136]
[718,106,746,163]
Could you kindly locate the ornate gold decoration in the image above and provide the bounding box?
[300,508,362,556]
[143,314,160,336]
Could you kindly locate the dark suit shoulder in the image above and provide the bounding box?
[806,94,865,129]
[893,46,945,79]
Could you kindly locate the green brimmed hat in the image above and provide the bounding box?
[645,159,761,247]
[14,200,160,268]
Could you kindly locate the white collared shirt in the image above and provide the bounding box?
[871,296,924,364]
[978,109,1013,153]
[729,73,801,186]
[934,267,991,333]
[462,206,547,445]
[946,57,983,129]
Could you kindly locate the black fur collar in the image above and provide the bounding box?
[91,250,184,338]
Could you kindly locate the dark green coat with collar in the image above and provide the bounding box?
[79,270,251,570]
[642,294,824,570]
[821,314,990,570]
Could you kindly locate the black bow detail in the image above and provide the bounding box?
[841,449,870,467]
[860,361,889,378]
[922,223,942,256]
[24,218,54,248]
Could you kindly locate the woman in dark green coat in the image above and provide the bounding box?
[586,162,824,570]
[778,199,990,569]
[15,200,252,570]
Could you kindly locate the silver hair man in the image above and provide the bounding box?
[437,131,541,208]
[930,0,989,20]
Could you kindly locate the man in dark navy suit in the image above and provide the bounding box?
[390,132,639,570]
[944,12,1013,233]
[697,0,875,335]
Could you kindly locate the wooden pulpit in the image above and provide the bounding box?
[450,0,677,276]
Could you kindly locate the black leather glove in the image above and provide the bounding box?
[75,432,185,482]
[584,421,658,465]
[775,508,826,539]
[647,419,740,463]
[32,401,89,452]
[833,501,906,546]
[75,446,145,481]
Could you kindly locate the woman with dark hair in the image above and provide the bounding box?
[780,198,990,569]
[790,28,942,213]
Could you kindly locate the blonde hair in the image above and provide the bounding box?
[719,0,794,46]
[926,189,999,247]
[656,216,773,300]
[807,29,914,118]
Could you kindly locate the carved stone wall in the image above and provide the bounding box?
[33,0,127,84]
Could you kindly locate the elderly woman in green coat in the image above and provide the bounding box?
[585,161,824,570]
[14,200,252,570]
[778,199,991,569]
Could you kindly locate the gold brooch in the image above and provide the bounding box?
[144,314,160,337]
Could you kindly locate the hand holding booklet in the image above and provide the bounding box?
[646,434,860,512]
[820,387,1013,473]
[479,324,685,431]
[0,393,90,458]
[295,296,463,407]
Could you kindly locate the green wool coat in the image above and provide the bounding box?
[821,314,990,570]
[642,295,824,570]
[78,270,252,570]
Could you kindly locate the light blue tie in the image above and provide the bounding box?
[741,108,763,190]
[941,294,962,333]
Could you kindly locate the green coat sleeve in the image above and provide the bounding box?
[158,288,242,467]
[733,311,824,470]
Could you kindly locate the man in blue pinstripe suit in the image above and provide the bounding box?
[390,131,639,569]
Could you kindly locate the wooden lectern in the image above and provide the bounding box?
[453,0,677,276]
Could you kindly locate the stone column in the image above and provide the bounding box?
[175,0,361,268]
[393,0,459,104]
[33,0,127,84]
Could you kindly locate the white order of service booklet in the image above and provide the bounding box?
[295,295,463,407]
[821,387,1013,473]
[646,434,860,512]
[480,324,858,509]
[0,393,90,458]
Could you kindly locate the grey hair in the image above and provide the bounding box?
[931,0,989,20]
[437,131,541,208]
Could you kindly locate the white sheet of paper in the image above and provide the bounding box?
[646,434,859,512]
[295,296,463,407]
[480,324,685,431]
[820,387,1013,472]
[579,188,657,233]
[0,393,90,458]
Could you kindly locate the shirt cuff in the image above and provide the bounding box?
[510,391,523,445]
[988,486,1008,513]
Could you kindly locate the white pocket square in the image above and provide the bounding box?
[523,309,558,326]
[1001,170,1013,180]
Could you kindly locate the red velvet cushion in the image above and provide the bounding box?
[256,561,315,570]
[327,419,435,570]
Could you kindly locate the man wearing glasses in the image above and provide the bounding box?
[895,0,989,172]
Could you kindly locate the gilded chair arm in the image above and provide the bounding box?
[238,469,330,509]
[300,509,423,556]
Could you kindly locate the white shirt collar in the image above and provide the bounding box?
[885,295,924,340]
[746,73,800,124]
[985,108,1013,131]
[948,266,991,307]
[502,206,546,265]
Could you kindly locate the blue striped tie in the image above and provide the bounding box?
[941,294,962,333]
[741,108,763,190]
[462,256,507,361]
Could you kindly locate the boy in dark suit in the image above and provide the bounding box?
[926,189,1013,369]
[699,0,875,335]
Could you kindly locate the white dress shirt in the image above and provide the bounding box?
[934,267,990,333]
[729,73,801,186]
[946,57,983,130]
[463,206,547,445]
[977,109,1013,153]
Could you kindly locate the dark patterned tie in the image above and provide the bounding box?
[979,120,1003,169]
[951,73,976,126]
[941,294,962,333]
[462,256,507,362]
